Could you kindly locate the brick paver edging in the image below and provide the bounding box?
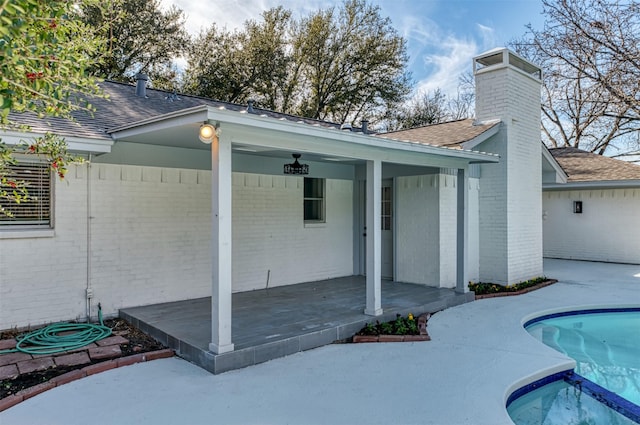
[352,313,431,343]
[352,334,431,343]
[474,279,558,300]
[0,349,174,412]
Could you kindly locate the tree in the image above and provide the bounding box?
[511,0,640,155]
[381,75,475,132]
[293,0,411,125]
[185,7,296,110]
[185,0,411,126]
[78,0,188,88]
[0,0,105,216]
[383,89,449,131]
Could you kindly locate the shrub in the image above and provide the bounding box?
[469,277,548,295]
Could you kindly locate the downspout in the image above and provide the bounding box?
[86,154,93,321]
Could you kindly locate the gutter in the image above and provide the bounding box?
[543,180,640,190]
[1,129,113,154]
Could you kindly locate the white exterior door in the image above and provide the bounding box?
[359,179,394,278]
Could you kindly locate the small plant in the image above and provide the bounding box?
[469,277,548,295]
[380,322,394,334]
[356,313,422,336]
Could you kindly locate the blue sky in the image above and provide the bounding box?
[159,0,546,97]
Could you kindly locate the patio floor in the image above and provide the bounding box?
[120,276,474,374]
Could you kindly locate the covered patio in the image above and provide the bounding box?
[120,276,474,374]
[107,103,499,373]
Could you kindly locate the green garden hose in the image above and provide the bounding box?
[0,304,112,355]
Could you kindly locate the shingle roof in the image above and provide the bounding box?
[6,81,347,140]
[549,147,640,182]
[376,118,499,148]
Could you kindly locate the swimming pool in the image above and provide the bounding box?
[507,308,640,424]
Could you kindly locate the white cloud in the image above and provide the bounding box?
[415,36,477,97]
[161,0,337,35]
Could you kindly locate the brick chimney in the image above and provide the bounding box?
[473,48,543,285]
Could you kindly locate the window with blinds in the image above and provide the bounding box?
[0,162,52,227]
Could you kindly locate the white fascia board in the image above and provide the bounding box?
[542,145,568,184]
[459,121,502,151]
[108,105,210,137]
[209,107,499,164]
[108,105,499,166]
[1,129,113,153]
[543,180,640,190]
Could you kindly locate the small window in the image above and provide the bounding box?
[304,177,325,222]
[0,161,52,228]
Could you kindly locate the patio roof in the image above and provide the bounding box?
[107,105,500,168]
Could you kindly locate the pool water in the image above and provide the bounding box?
[508,379,637,425]
[526,311,640,406]
[507,309,640,424]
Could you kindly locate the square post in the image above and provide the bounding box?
[456,167,469,293]
[209,131,234,354]
[365,159,383,316]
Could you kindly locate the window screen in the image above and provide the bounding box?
[0,161,52,227]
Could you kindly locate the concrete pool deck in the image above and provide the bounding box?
[2,259,639,425]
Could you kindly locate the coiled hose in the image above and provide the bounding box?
[0,304,112,355]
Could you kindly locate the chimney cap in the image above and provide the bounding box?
[473,48,541,80]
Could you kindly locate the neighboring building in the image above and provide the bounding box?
[542,147,640,264]
[0,48,544,355]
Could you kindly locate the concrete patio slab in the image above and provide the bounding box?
[1,259,638,425]
[120,276,473,374]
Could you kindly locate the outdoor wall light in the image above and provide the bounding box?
[573,201,583,214]
[199,123,218,144]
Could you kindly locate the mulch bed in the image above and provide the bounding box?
[0,318,167,400]
[473,279,558,300]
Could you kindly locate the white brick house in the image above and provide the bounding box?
[541,147,640,264]
[0,48,545,354]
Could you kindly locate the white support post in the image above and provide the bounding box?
[456,168,469,293]
[209,131,234,354]
[365,159,383,316]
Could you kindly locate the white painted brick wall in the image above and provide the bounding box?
[438,175,458,287]
[396,175,440,285]
[0,164,353,330]
[232,173,353,291]
[543,189,640,264]
[475,61,543,285]
[395,174,480,287]
[0,165,88,329]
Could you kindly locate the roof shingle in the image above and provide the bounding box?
[6,81,347,140]
[549,147,640,182]
[376,118,499,148]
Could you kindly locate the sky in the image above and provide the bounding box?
[158,0,547,98]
